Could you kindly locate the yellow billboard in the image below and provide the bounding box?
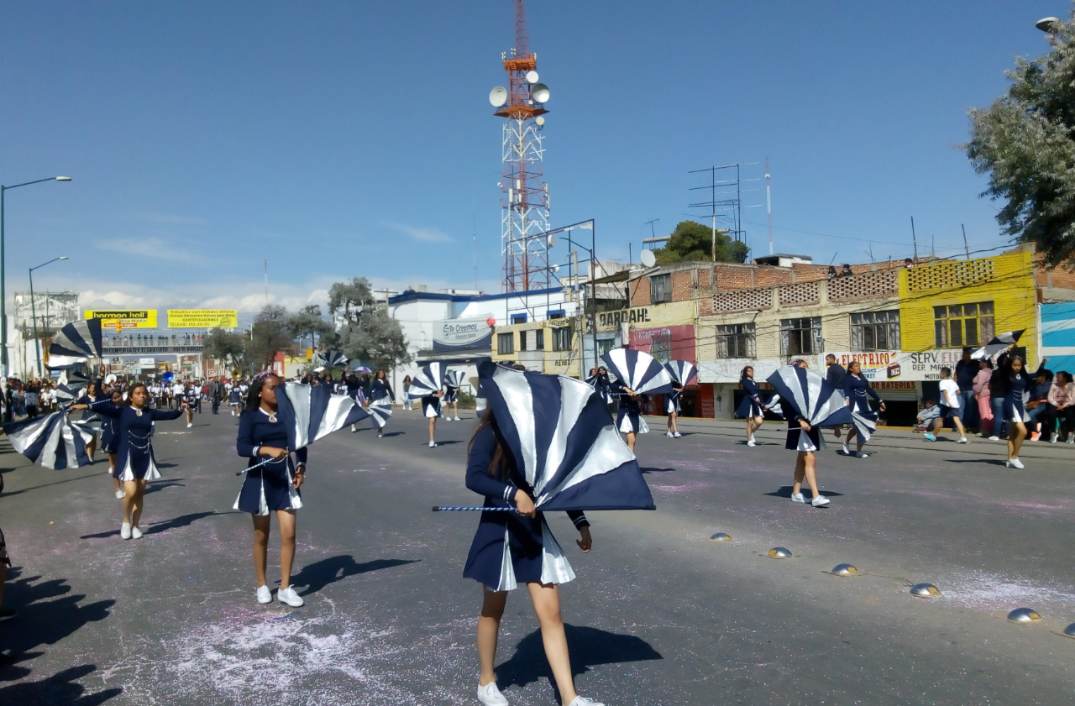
[83,309,158,330]
[167,309,239,329]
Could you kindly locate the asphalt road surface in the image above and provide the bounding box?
[2,408,1074,705]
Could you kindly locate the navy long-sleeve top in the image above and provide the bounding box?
[842,373,880,409]
[236,407,308,472]
[611,380,643,414]
[465,424,589,529]
[94,403,184,476]
[741,377,762,404]
[370,378,394,402]
[996,354,1046,404]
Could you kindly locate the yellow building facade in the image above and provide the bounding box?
[898,247,1039,365]
[490,319,582,378]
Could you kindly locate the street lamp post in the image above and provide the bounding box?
[29,256,70,377]
[0,176,72,378]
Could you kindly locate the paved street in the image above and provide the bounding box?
[2,409,1075,705]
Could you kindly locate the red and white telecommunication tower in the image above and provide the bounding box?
[489,0,551,292]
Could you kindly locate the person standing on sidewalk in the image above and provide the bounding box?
[973,359,995,438]
[955,347,979,433]
[1046,371,1075,443]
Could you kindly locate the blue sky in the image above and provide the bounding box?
[0,0,1064,313]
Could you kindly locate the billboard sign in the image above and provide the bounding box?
[83,309,158,330]
[167,309,239,329]
[432,318,493,354]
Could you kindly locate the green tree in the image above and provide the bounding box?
[654,220,749,265]
[287,304,332,352]
[248,305,293,369]
[966,11,1075,266]
[327,277,411,370]
[203,327,249,373]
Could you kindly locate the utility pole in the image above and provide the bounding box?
[910,216,919,262]
[961,224,970,259]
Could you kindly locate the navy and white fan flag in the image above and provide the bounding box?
[273,382,372,449]
[664,360,698,387]
[55,366,91,391]
[601,348,675,395]
[53,383,84,407]
[766,365,852,428]
[368,399,393,429]
[313,349,348,370]
[445,369,467,389]
[971,330,1024,361]
[408,362,445,399]
[5,411,93,470]
[47,319,104,367]
[849,407,878,443]
[478,362,655,512]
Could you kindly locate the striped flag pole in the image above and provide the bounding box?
[235,456,286,476]
[432,505,516,512]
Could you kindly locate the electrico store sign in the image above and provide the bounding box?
[84,309,158,330]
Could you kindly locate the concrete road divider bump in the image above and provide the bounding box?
[1007,608,1042,624]
[767,546,792,559]
[910,583,941,598]
[709,532,732,542]
[831,563,859,577]
[1064,623,1075,638]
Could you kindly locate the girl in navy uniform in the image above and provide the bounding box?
[785,360,829,507]
[665,381,683,438]
[463,412,602,706]
[995,353,1048,469]
[101,389,125,499]
[423,389,444,448]
[71,383,187,539]
[612,380,645,452]
[235,373,307,607]
[370,370,394,438]
[444,378,461,422]
[841,361,885,457]
[737,366,766,447]
[75,382,104,461]
[228,382,243,416]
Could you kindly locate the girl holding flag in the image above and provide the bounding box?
[841,361,885,458]
[235,373,308,607]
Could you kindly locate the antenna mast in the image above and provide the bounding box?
[490,0,551,292]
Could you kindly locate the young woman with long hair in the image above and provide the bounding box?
[463,411,602,706]
[841,361,885,458]
[235,373,307,607]
[423,388,444,448]
[737,365,766,447]
[665,380,683,439]
[786,359,829,507]
[101,389,125,500]
[370,369,394,438]
[71,382,187,539]
[995,353,1047,469]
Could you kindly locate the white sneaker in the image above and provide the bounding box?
[811,494,831,507]
[1006,458,1025,470]
[859,451,870,458]
[256,585,272,604]
[568,697,605,706]
[454,416,461,422]
[186,423,193,429]
[666,431,675,438]
[278,585,304,607]
[115,489,125,500]
[790,492,805,504]
[1050,434,1058,444]
[131,526,143,540]
[476,681,509,706]
[957,436,968,444]
[673,432,682,438]
[841,443,851,455]
[428,441,437,448]
[746,439,756,447]
[120,523,132,540]
[988,435,1000,441]
[749,434,756,444]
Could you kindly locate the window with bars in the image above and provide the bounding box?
[716,323,756,358]
[780,317,822,358]
[535,329,545,350]
[649,332,672,363]
[650,274,672,304]
[933,302,994,348]
[597,338,616,357]
[497,332,514,355]
[552,325,573,352]
[519,330,528,352]
[850,310,900,351]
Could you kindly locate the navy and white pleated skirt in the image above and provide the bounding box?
[665,397,680,415]
[736,397,764,419]
[786,426,822,452]
[422,396,441,418]
[444,388,458,404]
[233,459,303,516]
[1003,398,1031,423]
[464,509,578,591]
[617,408,649,434]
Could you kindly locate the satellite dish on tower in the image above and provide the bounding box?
[489,85,508,108]
[531,83,550,103]
[640,249,657,267]
[525,70,540,84]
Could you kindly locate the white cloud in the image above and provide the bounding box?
[130,212,208,226]
[94,237,207,264]
[383,221,453,243]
